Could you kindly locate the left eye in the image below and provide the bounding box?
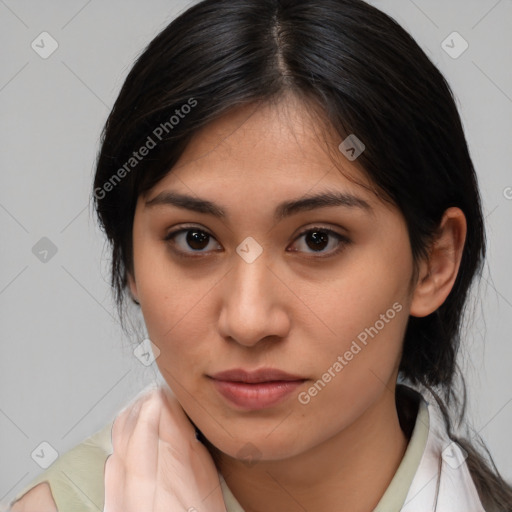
[288,227,349,257]
[164,226,349,258]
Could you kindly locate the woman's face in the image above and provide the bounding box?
[130,96,417,462]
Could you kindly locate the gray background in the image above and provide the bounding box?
[1,0,511,507]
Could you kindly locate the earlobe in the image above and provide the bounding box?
[409,207,467,318]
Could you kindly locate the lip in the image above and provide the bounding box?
[210,368,304,383]
[209,368,306,410]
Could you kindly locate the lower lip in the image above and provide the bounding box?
[211,379,305,410]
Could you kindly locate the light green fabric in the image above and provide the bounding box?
[373,398,429,511]
[10,420,114,512]
[10,396,429,512]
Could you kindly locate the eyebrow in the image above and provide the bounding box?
[145,189,374,221]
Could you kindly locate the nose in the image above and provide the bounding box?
[217,248,291,348]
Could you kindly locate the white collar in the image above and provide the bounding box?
[400,387,486,511]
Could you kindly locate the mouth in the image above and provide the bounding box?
[208,368,307,410]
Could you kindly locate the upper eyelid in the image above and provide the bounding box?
[165,224,347,239]
[165,224,216,240]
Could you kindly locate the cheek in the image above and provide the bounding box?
[135,261,219,368]
[294,288,407,444]
[296,248,411,395]
[305,289,407,397]
[304,250,410,339]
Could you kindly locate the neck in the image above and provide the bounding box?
[212,386,410,512]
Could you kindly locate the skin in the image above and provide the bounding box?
[10,482,57,512]
[125,93,466,512]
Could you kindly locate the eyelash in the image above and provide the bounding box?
[164,224,350,260]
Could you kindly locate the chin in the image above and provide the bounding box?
[201,426,307,465]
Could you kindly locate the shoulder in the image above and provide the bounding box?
[9,482,57,512]
[8,419,113,512]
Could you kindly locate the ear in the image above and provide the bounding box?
[127,272,139,304]
[409,207,467,318]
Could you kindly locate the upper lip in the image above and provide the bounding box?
[209,368,305,383]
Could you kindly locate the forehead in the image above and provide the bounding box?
[154,97,375,196]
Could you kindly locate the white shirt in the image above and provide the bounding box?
[400,386,486,511]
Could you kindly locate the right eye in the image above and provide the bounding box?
[164,226,222,258]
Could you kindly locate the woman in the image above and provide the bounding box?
[9,0,512,510]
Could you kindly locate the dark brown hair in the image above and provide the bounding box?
[92,0,512,508]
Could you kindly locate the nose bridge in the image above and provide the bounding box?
[230,241,275,312]
[218,239,289,346]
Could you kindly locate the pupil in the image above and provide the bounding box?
[187,230,209,250]
[307,231,328,251]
